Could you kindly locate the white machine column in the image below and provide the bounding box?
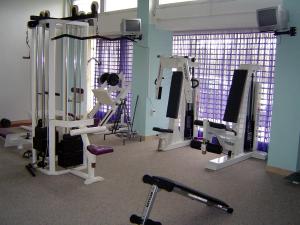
[48,21,57,173]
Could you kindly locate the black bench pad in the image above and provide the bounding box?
[153,127,173,133]
[143,175,230,208]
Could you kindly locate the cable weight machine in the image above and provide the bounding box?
[26,3,115,185]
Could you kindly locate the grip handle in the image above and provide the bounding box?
[130,214,162,225]
[130,214,142,224]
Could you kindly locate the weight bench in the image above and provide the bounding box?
[130,175,233,225]
[0,127,31,149]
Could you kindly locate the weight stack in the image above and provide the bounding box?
[33,127,59,154]
[57,134,83,168]
[33,127,48,153]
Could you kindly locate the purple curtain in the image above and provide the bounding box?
[173,31,277,152]
[94,39,133,120]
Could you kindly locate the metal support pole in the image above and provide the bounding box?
[73,26,78,120]
[35,27,40,123]
[31,27,38,164]
[78,27,83,118]
[141,185,159,225]
[48,21,57,173]
[62,24,68,121]
[41,24,46,127]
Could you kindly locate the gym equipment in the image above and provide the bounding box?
[91,73,141,144]
[27,2,98,29]
[152,55,199,151]
[50,2,141,42]
[27,6,113,184]
[0,127,31,149]
[89,73,130,126]
[130,175,233,225]
[192,65,267,170]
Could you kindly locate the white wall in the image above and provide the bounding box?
[0,0,64,121]
[96,0,282,34]
[155,0,283,31]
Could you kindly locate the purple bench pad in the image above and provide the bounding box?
[0,128,14,138]
[87,144,113,155]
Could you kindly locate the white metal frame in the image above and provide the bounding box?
[88,73,131,128]
[201,64,267,170]
[154,56,197,151]
[30,19,108,184]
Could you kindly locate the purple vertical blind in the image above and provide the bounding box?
[94,39,133,118]
[173,31,277,152]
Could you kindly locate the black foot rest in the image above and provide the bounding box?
[130,215,162,225]
[193,120,237,135]
[143,175,233,213]
[209,122,237,135]
[194,120,226,129]
[87,144,113,156]
[209,122,226,129]
[153,127,173,133]
[190,139,223,154]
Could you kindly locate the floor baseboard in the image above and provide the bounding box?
[266,165,292,176]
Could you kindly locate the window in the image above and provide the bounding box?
[173,31,277,152]
[93,39,133,119]
[73,0,100,13]
[159,0,199,5]
[105,0,137,12]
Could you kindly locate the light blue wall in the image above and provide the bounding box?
[268,0,300,171]
[132,0,173,136]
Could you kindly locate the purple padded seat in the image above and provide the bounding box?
[87,144,113,155]
[0,128,13,138]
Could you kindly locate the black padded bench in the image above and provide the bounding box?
[130,175,233,225]
[152,127,173,133]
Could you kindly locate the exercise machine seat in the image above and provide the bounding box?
[87,144,113,155]
[153,127,173,133]
[0,128,13,138]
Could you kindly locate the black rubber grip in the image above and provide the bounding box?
[143,175,174,192]
[143,175,154,185]
[130,214,142,224]
[130,215,162,225]
[145,219,162,225]
[227,208,234,214]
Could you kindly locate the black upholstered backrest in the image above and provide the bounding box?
[166,71,183,119]
[223,69,248,123]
